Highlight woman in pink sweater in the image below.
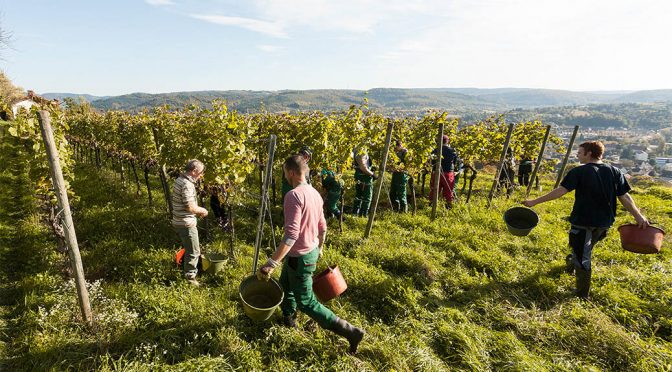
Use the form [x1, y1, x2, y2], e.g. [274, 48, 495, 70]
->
[259, 155, 365, 354]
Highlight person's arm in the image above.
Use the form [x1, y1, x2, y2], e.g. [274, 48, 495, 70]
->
[260, 193, 302, 276]
[317, 207, 327, 256]
[617, 193, 649, 228]
[186, 201, 208, 217]
[522, 186, 569, 207]
[357, 155, 375, 176]
[183, 184, 208, 217]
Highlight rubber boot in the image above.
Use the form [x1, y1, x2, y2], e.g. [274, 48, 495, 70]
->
[575, 268, 591, 298]
[329, 317, 365, 354]
[565, 254, 575, 275]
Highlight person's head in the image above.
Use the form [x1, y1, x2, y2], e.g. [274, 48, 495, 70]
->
[299, 146, 312, 162]
[283, 154, 309, 186]
[185, 159, 205, 180]
[442, 135, 449, 145]
[395, 139, 403, 148]
[577, 141, 605, 163]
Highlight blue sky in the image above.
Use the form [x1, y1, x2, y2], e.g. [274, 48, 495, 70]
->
[1, 0, 671, 95]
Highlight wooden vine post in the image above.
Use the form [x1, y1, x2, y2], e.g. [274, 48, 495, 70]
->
[525, 125, 551, 198]
[487, 123, 515, 207]
[364, 120, 394, 239]
[431, 123, 444, 220]
[37, 110, 93, 325]
[253, 134, 276, 274]
[555, 125, 579, 189]
[151, 127, 173, 215]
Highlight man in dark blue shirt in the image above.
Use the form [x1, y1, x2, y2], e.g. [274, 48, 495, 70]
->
[523, 141, 648, 298]
[430, 135, 461, 209]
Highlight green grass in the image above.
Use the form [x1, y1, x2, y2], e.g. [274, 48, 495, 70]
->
[1, 143, 671, 371]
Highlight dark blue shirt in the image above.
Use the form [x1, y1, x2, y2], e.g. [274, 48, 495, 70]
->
[431, 145, 460, 173]
[560, 163, 631, 228]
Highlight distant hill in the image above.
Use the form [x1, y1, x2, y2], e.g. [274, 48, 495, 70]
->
[42, 88, 672, 115]
[42, 93, 109, 102]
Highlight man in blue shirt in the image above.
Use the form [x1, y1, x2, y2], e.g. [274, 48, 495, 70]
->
[523, 141, 648, 298]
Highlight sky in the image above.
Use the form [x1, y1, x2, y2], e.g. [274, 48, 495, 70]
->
[0, 0, 671, 96]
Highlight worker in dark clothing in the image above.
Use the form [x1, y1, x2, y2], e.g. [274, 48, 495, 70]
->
[497, 148, 516, 197]
[518, 157, 534, 186]
[430, 135, 461, 209]
[523, 141, 648, 298]
[321, 168, 343, 218]
[389, 140, 409, 212]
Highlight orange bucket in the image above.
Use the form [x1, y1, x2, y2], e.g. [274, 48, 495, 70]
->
[313, 265, 347, 302]
[175, 247, 185, 266]
[618, 224, 665, 254]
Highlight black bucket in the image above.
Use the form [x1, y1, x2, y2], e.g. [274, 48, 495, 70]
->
[503, 207, 539, 236]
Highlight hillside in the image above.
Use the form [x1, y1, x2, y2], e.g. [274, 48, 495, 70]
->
[1, 136, 671, 370]
[42, 88, 672, 115]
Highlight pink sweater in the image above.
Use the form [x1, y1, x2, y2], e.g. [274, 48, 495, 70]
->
[283, 184, 327, 257]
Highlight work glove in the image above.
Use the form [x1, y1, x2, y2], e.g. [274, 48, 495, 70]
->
[257, 265, 273, 281]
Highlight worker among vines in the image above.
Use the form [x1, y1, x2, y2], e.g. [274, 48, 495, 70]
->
[523, 141, 649, 298]
[352, 145, 377, 217]
[259, 155, 366, 353]
[171, 159, 208, 287]
[518, 156, 534, 187]
[321, 168, 343, 218]
[389, 139, 409, 212]
[430, 135, 460, 209]
[497, 148, 516, 198]
[281, 146, 312, 201]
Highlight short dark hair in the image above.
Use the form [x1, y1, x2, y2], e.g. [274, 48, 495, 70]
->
[579, 141, 605, 159]
[284, 154, 308, 175]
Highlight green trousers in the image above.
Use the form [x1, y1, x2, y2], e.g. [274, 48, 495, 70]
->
[174, 225, 200, 278]
[326, 190, 341, 216]
[390, 172, 409, 212]
[353, 171, 373, 216]
[280, 247, 337, 329]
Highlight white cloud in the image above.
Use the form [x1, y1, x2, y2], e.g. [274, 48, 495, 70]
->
[257, 45, 284, 52]
[145, 0, 174, 6]
[190, 14, 287, 38]
[254, 0, 447, 34]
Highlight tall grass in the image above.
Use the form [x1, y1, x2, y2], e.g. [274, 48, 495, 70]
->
[1, 145, 670, 371]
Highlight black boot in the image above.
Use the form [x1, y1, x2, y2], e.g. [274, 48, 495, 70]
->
[283, 313, 297, 328]
[565, 254, 575, 275]
[329, 317, 365, 353]
[575, 268, 591, 298]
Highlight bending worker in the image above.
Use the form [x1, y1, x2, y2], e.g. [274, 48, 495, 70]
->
[523, 141, 648, 298]
[259, 155, 366, 354]
[321, 168, 343, 218]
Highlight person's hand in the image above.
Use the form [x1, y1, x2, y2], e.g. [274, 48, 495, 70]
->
[257, 264, 273, 281]
[635, 214, 649, 229]
[522, 200, 535, 208]
[198, 207, 209, 218]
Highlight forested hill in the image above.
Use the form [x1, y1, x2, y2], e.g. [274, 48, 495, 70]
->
[42, 88, 672, 116]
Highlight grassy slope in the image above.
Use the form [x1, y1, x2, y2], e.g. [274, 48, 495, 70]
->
[0, 145, 671, 371]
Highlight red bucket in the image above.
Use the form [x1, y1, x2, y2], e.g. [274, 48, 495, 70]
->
[175, 247, 185, 266]
[618, 224, 665, 254]
[313, 265, 347, 302]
